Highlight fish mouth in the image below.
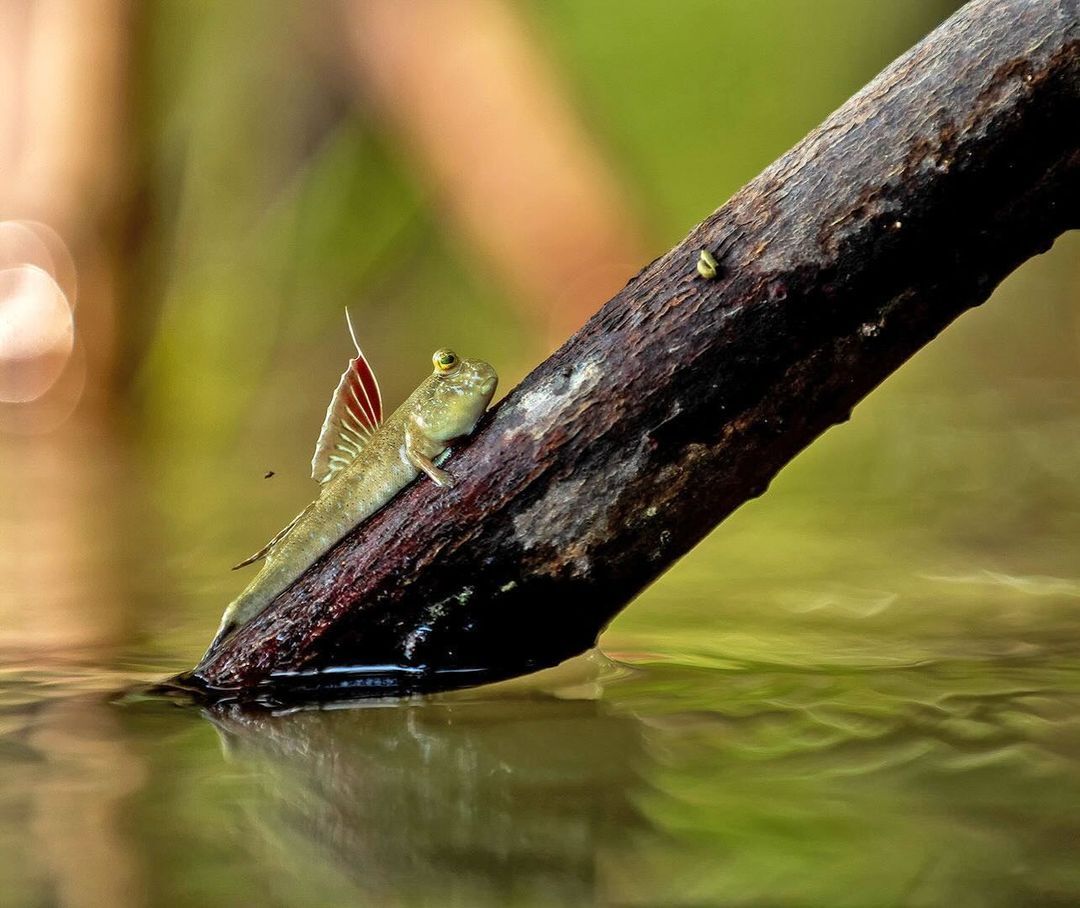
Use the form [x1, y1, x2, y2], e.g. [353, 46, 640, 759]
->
[478, 375, 498, 396]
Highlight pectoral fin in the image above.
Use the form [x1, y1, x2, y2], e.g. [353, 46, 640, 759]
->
[405, 419, 454, 487]
[232, 502, 314, 570]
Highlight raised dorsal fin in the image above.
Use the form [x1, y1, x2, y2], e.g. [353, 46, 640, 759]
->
[232, 502, 315, 570]
[310, 310, 383, 484]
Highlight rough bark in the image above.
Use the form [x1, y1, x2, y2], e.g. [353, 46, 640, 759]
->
[186, 0, 1080, 702]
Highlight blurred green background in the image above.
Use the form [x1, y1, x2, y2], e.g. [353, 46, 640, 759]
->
[1, 1, 1079, 905]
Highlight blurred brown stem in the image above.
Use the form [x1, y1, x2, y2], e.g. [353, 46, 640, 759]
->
[190, 0, 1079, 700]
[341, 0, 650, 345]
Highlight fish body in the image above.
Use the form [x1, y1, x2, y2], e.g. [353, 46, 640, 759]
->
[204, 337, 497, 658]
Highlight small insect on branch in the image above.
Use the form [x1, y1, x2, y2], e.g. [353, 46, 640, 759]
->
[695, 248, 719, 279]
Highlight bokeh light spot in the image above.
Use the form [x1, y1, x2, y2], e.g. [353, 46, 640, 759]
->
[0, 264, 75, 403]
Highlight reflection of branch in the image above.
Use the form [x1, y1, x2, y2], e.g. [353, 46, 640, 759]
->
[207, 696, 644, 904]
[191, 0, 1080, 698]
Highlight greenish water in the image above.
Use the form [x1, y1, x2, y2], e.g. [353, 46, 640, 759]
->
[3, 646, 1080, 907]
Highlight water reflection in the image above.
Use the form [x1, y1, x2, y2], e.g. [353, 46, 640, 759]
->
[0, 674, 148, 908]
[4, 654, 1080, 906]
[188, 654, 1080, 907]
[26, 694, 146, 908]
[205, 690, 648, 905]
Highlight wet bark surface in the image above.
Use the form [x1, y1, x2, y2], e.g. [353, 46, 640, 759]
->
[186, 0, 1080, 701]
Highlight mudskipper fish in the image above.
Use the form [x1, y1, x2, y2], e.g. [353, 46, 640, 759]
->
[204, 314, 498, 658]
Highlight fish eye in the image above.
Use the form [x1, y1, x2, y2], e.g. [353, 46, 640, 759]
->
[433, 349, 459, 373]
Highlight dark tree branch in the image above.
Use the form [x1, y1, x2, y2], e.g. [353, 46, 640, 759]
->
[186, 0, 1080, 701]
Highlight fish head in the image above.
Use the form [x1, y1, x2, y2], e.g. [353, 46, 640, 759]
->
[422, 349, 498, 442]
